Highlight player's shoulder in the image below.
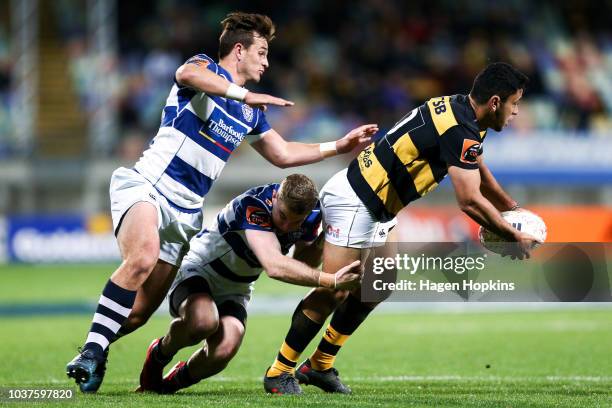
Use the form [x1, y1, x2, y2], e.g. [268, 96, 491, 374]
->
[425, 94, 482, 139]
[233, 183, 276, 225]
[178, 53, 219, 87]
[304, 201, 322, 225]
[185, 53, 216, 67]
[244, 183, 277, 205]
[448, 94, 481, 133]
[295, 200, 322, 242]
[183, 53, 234, 84]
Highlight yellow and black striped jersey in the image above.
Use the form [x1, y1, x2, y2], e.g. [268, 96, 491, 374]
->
[347, 94, 487, 222]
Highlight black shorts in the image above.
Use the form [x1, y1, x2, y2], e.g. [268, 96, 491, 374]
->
[169, 275, 248, 327]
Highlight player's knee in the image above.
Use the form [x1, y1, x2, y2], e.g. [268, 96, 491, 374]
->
[303, 288, 346, 318]
[124, 252, 158, 278]
[186, 315, 219, 342]
[332, 289, 349, 306]
[213, 343, 239, 368]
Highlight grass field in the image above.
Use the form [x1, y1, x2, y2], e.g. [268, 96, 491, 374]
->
[1, 264, 612, 407]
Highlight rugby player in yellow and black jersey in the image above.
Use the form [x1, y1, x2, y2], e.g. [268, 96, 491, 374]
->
[263, 62, 542, 395]
[348, 93, 489, 223]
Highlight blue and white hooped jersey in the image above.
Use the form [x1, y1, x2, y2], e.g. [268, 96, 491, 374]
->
[133, 53, 272, 211]
[185, 183, 322, 285]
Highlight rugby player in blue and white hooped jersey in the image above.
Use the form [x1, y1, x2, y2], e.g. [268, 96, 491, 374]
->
[136, 174, 362, 394]
[66, 12, 377, 393]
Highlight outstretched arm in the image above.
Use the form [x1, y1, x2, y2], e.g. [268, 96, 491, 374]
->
[250, 124, 379, 168]
[176, 62, 293, 107]
[477, 156, 519, 211]
[245, 229, 361, 290]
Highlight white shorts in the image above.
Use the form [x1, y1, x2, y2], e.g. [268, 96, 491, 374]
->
[168, 255, 252, 323]
[109, 167, 203, 266]
[320, 169, 397, 249]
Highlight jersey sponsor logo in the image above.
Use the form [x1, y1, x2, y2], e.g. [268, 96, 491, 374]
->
[460, 139, 481, 164]
[360, 145, 374, 168]
[326, 224, 340, 239]
[207, 117, 245, 147]
[241, 104, 254, 122]
[205, 108, 248, 148]
[246, 206, 271, 227]
[186, 56, 210, 67]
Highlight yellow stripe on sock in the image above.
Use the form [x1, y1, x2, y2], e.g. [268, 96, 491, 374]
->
[310, 349, 336, 371]
[279, 342, 300, 362]
[267, 359, 294, 377]
[324, 325, 351, 346]
[267, 341, 301, 377]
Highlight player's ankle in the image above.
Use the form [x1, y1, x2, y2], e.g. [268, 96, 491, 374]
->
[155, 337, 174, 363]
[82, 343, 106, 361]
[266, 365, 292, 378]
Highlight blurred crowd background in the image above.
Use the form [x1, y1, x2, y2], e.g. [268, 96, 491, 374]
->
[0, 0, 610, 264]
[111, 0, 611, 144]
[1, 0, 611, 158]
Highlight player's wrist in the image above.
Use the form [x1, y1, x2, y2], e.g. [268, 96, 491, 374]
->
[319, 141, 338, 159]
[225, 83, 249, 101]
[318, 271, 336, 289]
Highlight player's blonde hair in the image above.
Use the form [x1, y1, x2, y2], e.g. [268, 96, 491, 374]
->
[219, 12, 275, 59]
[277, 174, 318, 216]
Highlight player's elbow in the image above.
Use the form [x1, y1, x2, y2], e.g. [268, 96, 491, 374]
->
[262, 257, 284, 280]
[264, 265, 282, 280]
[264, 268, 279, 279]
[175, 65, 196, 87]
[268, 151, 291, 168]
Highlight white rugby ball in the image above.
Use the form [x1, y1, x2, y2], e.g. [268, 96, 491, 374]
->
[479, 210, 547, 254]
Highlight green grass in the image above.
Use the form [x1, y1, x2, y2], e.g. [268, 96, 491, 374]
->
[0, 264, 306, 303]
[1, 264, 612, 406]
[2, 311, 612, 407]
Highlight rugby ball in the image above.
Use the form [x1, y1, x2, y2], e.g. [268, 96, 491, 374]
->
[479, 210, 547, 254]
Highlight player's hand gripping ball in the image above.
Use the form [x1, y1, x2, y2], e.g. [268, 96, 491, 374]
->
[479, 210, 547, 254]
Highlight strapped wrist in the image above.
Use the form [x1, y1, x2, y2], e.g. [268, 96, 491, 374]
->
[225, 83, 249, 101]
[319, 141, 337, 159]
[318, 272, 335, 289]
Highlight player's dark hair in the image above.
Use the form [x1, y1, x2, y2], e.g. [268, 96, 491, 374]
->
[470, 62, 529, 104]
[278, 174, 318, 215]
[218, 12, 275, 59]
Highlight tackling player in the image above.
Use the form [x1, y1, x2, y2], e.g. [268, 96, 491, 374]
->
[263, 62, 543, 394]
[66, 12, 377, 393]
[136, 174, 360, 394]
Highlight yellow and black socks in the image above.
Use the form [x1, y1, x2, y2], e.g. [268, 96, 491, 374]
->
[309, 295, 374, 371]
[267, 301, 324, 377]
